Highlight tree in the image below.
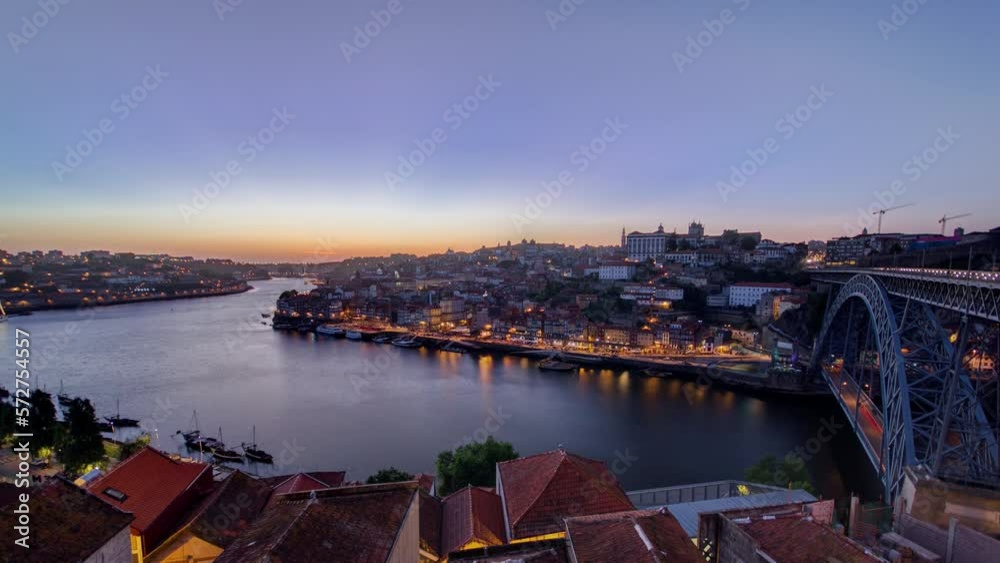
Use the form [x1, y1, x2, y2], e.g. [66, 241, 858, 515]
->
[118, 435, 151, 461]
[740, 236, 758, 251]
[60, 398, 106, 474]
[436, 437, 518, 496]
[744, 454, 815, 494]
[366, 466, 414, 484]
[677, 239, 692, 251]
[28, 390, 58, 455]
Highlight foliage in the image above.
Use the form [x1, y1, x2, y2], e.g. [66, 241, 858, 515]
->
[744, 454, 816, 494]
[60, 398, 106, 474]
[740, 236, 759, 251]
[366, 466, 414, 484]
[28, 390, 58, 455]
[119, 435, 151, 461]
[435, 437, 518, 496]
[278, 290, 299, 300]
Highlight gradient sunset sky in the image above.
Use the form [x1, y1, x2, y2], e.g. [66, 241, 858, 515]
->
[3, 0, 998, 261]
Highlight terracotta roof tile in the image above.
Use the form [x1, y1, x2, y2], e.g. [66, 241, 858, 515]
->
[442, 485, 506, 555]
[268, 471, 347, 495]
[185, 470, 272, 548]
[498, 450, 634, 539]
[566, 509, 703, 563]
[216, 482, 418, 563]
[739, 514, 881, 562]
[0, 477, 133, 563]
[419, 490, 442, 558]
[87, 447, 210, 534]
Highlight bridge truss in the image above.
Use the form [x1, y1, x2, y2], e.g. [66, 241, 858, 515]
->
[811, 271, 999, 502]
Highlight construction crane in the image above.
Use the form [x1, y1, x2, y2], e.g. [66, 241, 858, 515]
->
[872, 203, 914, 234]
[938, 213, 971, 235]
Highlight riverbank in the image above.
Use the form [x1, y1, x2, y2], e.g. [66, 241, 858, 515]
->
[2, 282, 252, 314]
[271, 317, 831, 398]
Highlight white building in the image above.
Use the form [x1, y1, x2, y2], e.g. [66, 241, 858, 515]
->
[599, 261, 636, 281]
[727, 282, 792, 308]
[655, 287, 684, 301]
[623, 225, 669, 261]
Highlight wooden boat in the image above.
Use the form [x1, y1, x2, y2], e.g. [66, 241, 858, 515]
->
[373, 334, 393, 344]
[211, 428, 243, 461]
[345, 330, 363, 341]
[241, 426, 273, 463]
[538, 358, 577, 372]
[105, 398, 140, 427]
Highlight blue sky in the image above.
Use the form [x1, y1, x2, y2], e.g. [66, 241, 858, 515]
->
[3, 0, 998, 260]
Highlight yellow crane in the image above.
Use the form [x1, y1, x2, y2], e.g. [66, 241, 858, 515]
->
[938, 213, 971, 235]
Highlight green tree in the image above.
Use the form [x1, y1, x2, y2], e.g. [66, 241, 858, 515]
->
[740, 236, 758, 251]
[744, 454, 815, 494]
[60, 398, 106, 474]
[118, 435, 151, 461]
[28, 389, 58, 455]
[435, 437, 518, 496]
[366, 466, 414, 484]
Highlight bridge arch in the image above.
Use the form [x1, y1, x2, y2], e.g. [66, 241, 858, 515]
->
[812, 274, 916, 500]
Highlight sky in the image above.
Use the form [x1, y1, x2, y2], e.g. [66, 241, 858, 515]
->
[3, 0, 998, 262]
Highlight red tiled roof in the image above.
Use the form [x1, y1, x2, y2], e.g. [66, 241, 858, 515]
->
[419, 490, 442, 558]
[414, 472, 435, 494]
[739, 514, 881, 562]
[182, 470, 272, 549]
[498, 450, 634, 539]
[0, 477, 133, 563]
[442, 485, 506, 555]
[87, 447, 210, 534]
[267, 471, 346, 495]
[566, 509, 702, 563]
[215, 482, 418, 563]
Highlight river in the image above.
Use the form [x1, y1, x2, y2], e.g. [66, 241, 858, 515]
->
[1, 279, 881, 499]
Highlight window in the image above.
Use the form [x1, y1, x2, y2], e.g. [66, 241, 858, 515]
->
[103, 487, 128, 502]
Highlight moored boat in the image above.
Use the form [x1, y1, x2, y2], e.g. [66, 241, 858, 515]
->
[241, 426, 273, 463]
[538, 358, 577, 372]
[211, 427, 243, 461]
[373, 334, 393, 344]
[345, 330, 363, 341]
[316, 324, 345, 337]
[105, 398, 140, 427]
[391, 335, 421, 348]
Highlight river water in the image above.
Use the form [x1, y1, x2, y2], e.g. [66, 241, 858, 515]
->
[2, 279, 881, 499]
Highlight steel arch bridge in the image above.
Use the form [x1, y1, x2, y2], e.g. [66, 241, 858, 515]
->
[809, 268, 1000, 502]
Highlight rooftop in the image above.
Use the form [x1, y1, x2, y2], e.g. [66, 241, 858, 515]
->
[565, 509, 703, 563]
[87, 447, 210, 534]
[738, 513, 881, 562]
[666, 488, 816, 537]
[497, 449, 634, 539]
[441, 485, 507, 555]
[215, 482, 418, 563]
[0, 477, 133, 562]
